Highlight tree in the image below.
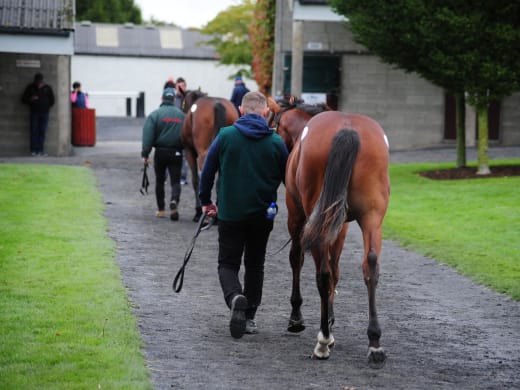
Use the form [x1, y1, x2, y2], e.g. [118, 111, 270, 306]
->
[330, 0, 520, 173]
[199, 1, 255, 79]
[249, 0, 276, 95]
[76, 0, 142, 24]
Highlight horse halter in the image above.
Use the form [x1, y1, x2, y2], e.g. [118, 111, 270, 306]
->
[270, 104, 297, 134]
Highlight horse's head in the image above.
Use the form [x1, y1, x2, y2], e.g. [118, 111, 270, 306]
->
[266, 96, 282, 127]
[180, 89, 208, 113]
[267, 96, 294, 151]
[267, 96, 330, 152]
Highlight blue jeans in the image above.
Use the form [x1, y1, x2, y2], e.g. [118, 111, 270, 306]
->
[217, 213, 274, 319]
[30, 112, 49, 154]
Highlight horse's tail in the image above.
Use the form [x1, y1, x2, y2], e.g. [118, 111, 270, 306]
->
[214, 102, 226, 134]
[302, 129, 360, 250]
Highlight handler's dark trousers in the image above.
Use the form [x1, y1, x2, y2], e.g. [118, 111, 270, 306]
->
[217, 213, 274, 320]
[153, 147, 182, 211]
[30, 112, 49, 154]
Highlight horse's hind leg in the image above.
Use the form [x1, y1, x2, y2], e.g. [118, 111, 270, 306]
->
[287, 240, 305, 332]
[330, 224, 348, 319]
[287, 197, 305, 333]
[184, 148, 201, 221]
[311, 245, 335, 359]
[326, 223, 348, 341]
[361, 219, 387, 368]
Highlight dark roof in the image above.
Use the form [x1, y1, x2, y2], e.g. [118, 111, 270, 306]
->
[74, 22, 218, 59]
[0, 0, 74, 34]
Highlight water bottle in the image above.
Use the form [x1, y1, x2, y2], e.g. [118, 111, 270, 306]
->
[266, 202, 277, 220]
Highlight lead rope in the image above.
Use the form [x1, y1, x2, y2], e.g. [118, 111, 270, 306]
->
[139, 162, 149, 195]
[266, 237, 292, 257]
[173, 212, 213, 293]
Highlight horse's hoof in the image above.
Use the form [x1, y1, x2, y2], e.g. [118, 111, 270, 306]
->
[287, 319, 305, 333]
[367, 347, 386, 369]
[312, 331, 332, 359]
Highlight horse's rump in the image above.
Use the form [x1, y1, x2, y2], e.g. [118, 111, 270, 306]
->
[301, 128, 360, 250]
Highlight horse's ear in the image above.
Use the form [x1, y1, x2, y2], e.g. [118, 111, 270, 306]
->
[267, 96, 281, 114]
[179, 86, 186, 97]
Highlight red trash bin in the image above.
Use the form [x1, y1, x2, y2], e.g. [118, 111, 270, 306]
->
[72, 108, 96, 146]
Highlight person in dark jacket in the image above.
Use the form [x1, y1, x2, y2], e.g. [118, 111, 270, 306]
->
[141, 87, 186, 221]
[199, 91, 288, 338]
[230, 76, 250, 114]
[22, 73, 55, 156]
[70, 81, 89, 108]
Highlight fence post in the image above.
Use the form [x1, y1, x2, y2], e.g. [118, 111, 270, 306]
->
[126, 97, 132, 116]
[136, 92, 145, 117]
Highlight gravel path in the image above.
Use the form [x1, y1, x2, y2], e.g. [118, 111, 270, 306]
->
[3, 117, 519, 390]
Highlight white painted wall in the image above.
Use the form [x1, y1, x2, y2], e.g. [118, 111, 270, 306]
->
[72, 55, 258, 117]
[0, 34, 74, 55]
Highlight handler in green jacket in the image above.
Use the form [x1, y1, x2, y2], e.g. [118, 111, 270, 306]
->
[199, 91, 288, 338]
[141, 87, 185, 221]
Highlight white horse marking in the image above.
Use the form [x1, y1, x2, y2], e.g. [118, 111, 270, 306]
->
[191, 103, 198, 113]
[301, 126, 309, 140]
[313, 330, 335, 359]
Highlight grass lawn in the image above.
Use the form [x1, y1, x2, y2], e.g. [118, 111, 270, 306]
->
[0, 164, 152, 390]
[384, 158, 520, 300]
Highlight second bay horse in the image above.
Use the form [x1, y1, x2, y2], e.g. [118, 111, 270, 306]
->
[267, 97, 390, 368]
[179, 89, 238, 221]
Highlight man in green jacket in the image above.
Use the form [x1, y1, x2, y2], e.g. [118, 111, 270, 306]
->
[141, 87, 185, 221]
[199, 91, 288, 338]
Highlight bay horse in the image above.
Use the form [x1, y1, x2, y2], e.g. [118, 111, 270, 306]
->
[179, 89, 238, 221]
[267, 97, 390, 368]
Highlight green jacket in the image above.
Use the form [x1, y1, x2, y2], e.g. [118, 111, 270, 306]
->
[141, 101, 185, 158]
[199, 114, 288, 221]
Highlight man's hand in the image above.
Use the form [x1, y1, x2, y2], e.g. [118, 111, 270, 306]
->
[202, 203, 218, 218]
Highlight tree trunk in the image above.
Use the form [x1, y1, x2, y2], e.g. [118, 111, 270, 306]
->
[476, 105, 491, 175]
[455, 92, 466, 167]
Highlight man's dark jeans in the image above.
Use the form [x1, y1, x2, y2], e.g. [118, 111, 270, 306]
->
[30, 112, 49, 154]
[153, 147, 182, 211]
[217, 213, 274, 319]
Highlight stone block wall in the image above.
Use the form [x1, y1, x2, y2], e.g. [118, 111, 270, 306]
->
[0, 53, 71, 157]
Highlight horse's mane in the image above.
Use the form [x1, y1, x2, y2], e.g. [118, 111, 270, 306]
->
[276, 96, 331, 116]
[186, 89, 208, 99]
[296, 103, 330, 116]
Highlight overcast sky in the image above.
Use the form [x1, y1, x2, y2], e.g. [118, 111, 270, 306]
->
[134, 0, 240, 28]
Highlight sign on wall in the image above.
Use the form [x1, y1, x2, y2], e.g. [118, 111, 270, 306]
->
[16, 60, 41, 68]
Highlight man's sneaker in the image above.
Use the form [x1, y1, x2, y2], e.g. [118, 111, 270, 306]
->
[170, 201, 179, 221]
[229, 294, 247, 339]
[245, 319, 258, 334]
